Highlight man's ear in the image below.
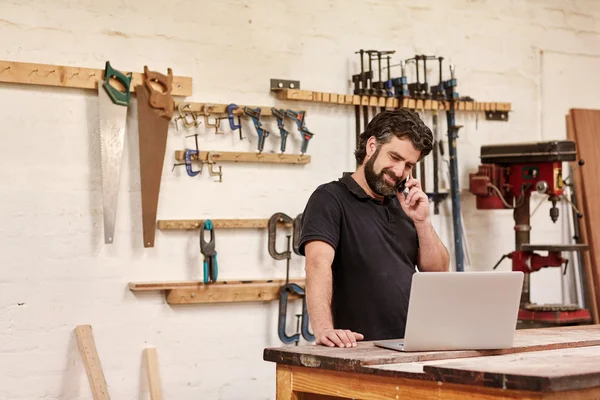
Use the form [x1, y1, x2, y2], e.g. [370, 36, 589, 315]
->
[366, 136, 377, 158]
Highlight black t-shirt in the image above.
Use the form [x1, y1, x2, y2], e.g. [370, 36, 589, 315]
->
[298, 172, 419, 341]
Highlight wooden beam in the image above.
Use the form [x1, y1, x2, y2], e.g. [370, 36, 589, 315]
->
[275, 88, 511, 113]
[174, 150, 310, 165]
[144, 348, 163, 400]
[174, 101, 303, 117]
[0, 60, 192, 96]
[129, 278, 302, 292]
[165, 281, 305, 304]
[74, 325, 110, 400]
[157, 218, 293, 230]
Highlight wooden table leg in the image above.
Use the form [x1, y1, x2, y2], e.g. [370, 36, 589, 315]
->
[277, 364, 350, 399]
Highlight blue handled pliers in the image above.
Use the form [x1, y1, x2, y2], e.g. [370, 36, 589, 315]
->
[200, 219, 218, 283]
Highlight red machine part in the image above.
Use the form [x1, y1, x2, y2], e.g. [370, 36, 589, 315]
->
[468, 161, 564, 210]
[509, 250, 566, 273]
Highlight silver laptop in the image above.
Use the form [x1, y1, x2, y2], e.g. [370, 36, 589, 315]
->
[374, 271, 524, 352]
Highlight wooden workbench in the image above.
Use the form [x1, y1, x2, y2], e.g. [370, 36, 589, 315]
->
[263, 325, 600, 399]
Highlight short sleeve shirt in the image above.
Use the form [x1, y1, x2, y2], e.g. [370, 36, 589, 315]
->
[298, 172, 419, 341]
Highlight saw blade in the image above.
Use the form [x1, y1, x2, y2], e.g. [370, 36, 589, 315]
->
[136, 66, 174, 248]
[98, 62, 132, 244]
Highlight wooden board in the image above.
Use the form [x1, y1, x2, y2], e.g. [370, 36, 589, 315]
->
[566, 113, 599, 323]
[129, 278, 305, 292]
[275, 89, 512, 113]
[0, 60, 192, 96]
[419, 345, 600, 392]
[166, 281, 304, 304]
[74, 325, 110, 400]
[174, 101, 302, 117]
[570, 109, 600, 318]
[144, 348, 163, 400]
[263, 325, 600, 373]
[157, 218, 293, 230]
[174, 150, 310, 164]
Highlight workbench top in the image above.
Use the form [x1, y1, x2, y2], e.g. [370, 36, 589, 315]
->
[264, 325, 600, 394]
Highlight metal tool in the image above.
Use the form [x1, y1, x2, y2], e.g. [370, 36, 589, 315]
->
[386, 60, 410, 101]
[203, 104, 224, 135]
[174, 102, 199, 130]
[285, 110, 314, 155]
[354, 49, 370, 131]
[200, 219, 218, 283]
[226, 103, 244, 140]
[206, 151, 222, 182]
[243, 106, 269, 153]
[136, 66, 174, 248]
[98, 61, 132, 244]
[469, 140, 591, 325]
[271, 108, 290, 153]
[292, 213, 303, 256]
[428, 110, 448, 214]
[172, 133, 202, 177]
[268, 212, 294, 260]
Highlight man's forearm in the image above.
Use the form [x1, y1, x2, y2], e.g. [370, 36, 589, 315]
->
[305, 261, 334, 333]
[415, 218, 450, 272]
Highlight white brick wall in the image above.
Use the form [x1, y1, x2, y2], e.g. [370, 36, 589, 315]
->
[1, 0, 599, 398]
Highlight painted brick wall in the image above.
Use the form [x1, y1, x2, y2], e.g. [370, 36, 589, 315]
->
[1, 0, 599, 398]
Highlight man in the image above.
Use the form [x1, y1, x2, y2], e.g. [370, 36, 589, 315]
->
[298, 108, 450, 348]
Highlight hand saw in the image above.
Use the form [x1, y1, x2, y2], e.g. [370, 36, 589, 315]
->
[136, 66, 174, 248]
[98, 61, 132, 244]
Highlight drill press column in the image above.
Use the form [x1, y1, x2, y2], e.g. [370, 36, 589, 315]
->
[514, 193, 531, 305]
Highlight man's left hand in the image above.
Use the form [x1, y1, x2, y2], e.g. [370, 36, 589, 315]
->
[397, 177, 429, 223]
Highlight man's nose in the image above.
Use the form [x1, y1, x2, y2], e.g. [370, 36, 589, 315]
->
[391, 162, 406, 179]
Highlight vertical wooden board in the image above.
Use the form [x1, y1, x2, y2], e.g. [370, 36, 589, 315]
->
[277, 365, 300, 400]
[567, 114, 599, 323]
[74, 325, 110, 400]
[466, 102, 474, 111]
[352, 95, 361, 105]
[424, 100, 432, 110]
[322, 93, 330, 102]
[144, 348, 163, 400]
[361, 96, 369, 106]
[337, 95, 346, 104]
[569, 109, 600, 321]
[369, 96, 379, 107]
[329, 93, 338, 103]
[313, 92, 323, 102]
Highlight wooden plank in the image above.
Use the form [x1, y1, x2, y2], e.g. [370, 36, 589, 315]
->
[0, 60, 191, 96]
[263, 325, 600, 373]
[165, 281, 305, 304]
[157, 218, 294, 230]
[144, 348, 163, 400]
[566, 113, 599, 323]
[421, 345, 600, 393]
[570, 109, 600, 317]
[174, 102, 305, 117]
[74, 325, 110, 400]
[276, 90, 511, 114]
[129, 278, 303, 292]
[173, 150, 310, 165]
[288, 365, 571, 400]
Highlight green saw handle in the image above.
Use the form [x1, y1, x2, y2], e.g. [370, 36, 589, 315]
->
[102, 61, 132, 106]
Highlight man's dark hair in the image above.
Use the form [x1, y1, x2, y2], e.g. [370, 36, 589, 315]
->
[354, 108, 433, 165]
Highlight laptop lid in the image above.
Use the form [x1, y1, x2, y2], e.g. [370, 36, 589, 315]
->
[400, 271, 523, 352]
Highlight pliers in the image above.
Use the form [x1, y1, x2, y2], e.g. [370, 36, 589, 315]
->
[200, 219, 218, 283]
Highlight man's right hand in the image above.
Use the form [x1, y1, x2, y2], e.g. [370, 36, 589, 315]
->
[315, 328, 364, 348]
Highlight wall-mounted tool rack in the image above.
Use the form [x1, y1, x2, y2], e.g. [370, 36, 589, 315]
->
[174, 150, 310, 165]
[274, 88, 511, 117]
[0, 60, 192, 96]
[158, 218, 292, 230]
[174, 101, 300, 116]
[128, 279, 305, 304]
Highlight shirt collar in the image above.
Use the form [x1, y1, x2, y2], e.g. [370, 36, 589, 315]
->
[339, 172, 393, 204]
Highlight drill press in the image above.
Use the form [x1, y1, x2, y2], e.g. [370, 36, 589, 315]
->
[468, 140, 590, 326]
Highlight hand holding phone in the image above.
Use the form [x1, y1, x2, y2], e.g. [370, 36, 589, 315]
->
[396, 177, 408, 195]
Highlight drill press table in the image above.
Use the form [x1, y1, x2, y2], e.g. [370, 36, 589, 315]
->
[264, 325, 600, 399]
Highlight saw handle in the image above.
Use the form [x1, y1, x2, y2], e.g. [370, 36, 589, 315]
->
[102, 61, 132, 106]
[143, 66, 174, 120]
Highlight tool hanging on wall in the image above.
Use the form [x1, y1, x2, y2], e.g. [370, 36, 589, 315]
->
[268, 213, 314, 344]
[369, 50, 396, 113]
[200, 219, 218, 283]
[227, 103, 244, 140]
[243, 106, 269, 153]
[354, 49, 370, 131]
[97, 61, 132, 244]
[172, 133, 203, 177]
[173, 102, 200, 131]
[203, 104, 224, 135]
[444, 64, 464, 271]
[206, 151, 223, 182]
[292, 213, 303, 256]
[271, 108, 290, 153]
[286, 110, 314, 155]
[428, 110, 449, 214]
[136, 66, 174, 248]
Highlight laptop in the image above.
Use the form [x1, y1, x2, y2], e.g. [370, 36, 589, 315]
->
[374, 271, 524, 352]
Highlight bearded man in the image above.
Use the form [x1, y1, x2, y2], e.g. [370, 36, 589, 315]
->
[297, 108, 450, 347]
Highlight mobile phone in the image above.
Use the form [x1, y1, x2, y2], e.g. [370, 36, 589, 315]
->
[396, 177, 408, 195]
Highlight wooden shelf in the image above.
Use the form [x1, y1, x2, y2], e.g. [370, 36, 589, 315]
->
[275, 89, 511, 113]
[174, 101, 302, 117]
[157, 219, 293, 230]
[129, 279, 305, 304]
[0, 60, 192, 96]
[174, 150, 310, 165]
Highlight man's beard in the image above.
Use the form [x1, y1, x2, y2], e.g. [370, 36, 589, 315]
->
[364, 147, 401, 197]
